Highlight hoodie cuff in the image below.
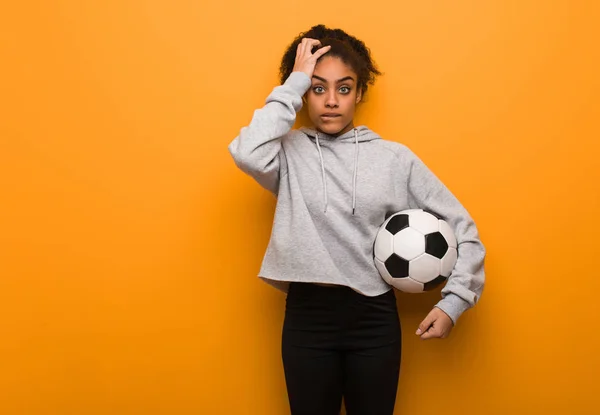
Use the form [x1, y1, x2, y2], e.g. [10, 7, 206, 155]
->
[434, 293, 471, 326]
[284, 71, 312, 97]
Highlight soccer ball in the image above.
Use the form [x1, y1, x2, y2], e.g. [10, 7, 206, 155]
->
[373, 209, 458, 293]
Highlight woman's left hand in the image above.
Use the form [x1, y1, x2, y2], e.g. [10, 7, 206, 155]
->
[416, 307, 454, 340]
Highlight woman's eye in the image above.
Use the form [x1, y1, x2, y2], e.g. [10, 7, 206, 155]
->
[313, 86, 325, 93]
[339, 86, 351, 94]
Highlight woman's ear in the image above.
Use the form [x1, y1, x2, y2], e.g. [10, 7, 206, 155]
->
[356, 90, 362, 104]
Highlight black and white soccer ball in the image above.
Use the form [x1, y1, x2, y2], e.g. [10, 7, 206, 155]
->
[373, 209, 458, 293]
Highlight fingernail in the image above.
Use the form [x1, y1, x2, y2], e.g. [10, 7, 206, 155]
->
[415, 329, 422, 335]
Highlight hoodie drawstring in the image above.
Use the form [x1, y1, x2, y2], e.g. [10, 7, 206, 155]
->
[352, 128, 358, 215]
[315, 128, 359, 215]
[315, 132, 328, 213]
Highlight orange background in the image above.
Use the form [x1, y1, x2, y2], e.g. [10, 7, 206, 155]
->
[1, 1, 599, 414]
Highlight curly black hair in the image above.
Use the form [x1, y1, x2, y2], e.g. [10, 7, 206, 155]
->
[279, 24, 382, 97]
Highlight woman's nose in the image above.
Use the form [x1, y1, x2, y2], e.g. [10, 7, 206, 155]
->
[325, 92, 338, 108]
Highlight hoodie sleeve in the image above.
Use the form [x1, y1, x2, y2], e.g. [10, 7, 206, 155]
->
[228, 72, 312, 194]
[404, 148, 486, 325]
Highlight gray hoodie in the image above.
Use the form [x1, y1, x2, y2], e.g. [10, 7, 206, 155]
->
[228, 71, 486, 324]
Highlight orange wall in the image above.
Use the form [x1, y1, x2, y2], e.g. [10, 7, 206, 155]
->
[1, 1, 599, 414]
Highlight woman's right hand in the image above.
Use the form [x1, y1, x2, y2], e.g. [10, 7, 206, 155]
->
[292, 38, 331, 79]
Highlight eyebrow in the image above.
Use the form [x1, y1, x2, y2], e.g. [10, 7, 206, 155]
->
[312, 75, 355, 83]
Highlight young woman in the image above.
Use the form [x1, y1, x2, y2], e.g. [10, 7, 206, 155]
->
[228, 24, 486, 415]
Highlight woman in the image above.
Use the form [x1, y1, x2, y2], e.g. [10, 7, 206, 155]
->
[228, 24, 486, 415]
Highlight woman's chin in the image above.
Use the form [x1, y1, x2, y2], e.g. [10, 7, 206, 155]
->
[314, 121, 345, 136]
[318, 127, 341, 136]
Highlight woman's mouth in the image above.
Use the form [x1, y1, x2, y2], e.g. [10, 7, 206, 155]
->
[320, 113, 341, 120]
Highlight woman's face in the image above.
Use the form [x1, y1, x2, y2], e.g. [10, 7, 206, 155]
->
[305, 56, 362, 137]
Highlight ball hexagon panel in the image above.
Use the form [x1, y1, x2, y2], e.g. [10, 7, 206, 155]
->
[426, 210, 443, 219]
[392, 277, 424, 293]
[440, 246, 458, 277]
[439, 220, 457, 248]
[408, 210, 439, 234]
[409, 253, 441, 283]
[393, 227, 425, 261]
[374, 257, 393, 285]
[374, 229, 394, 261]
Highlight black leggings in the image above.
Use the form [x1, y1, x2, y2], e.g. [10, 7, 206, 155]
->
[282, 282, 401, 415]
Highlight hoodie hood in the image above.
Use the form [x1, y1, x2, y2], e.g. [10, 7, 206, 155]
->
[299, 125, 382, 215]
